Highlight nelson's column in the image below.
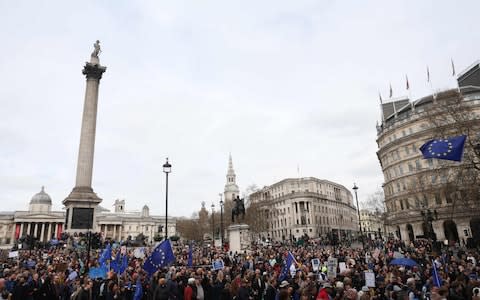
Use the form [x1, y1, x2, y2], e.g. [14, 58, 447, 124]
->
[63, 41, 106, 233]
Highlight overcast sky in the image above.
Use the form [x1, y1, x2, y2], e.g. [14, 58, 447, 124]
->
[1, 1, 479, 217]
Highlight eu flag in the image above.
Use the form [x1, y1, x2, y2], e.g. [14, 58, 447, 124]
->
[98, 244, 111, 268]
[110, 248, 128, 275]
[420, 135, 466, 162]
[432, 259, 442, 287]
[279, 251, 296, 281]
[143, 239, 176, 276]
[133, 278, 143, 300]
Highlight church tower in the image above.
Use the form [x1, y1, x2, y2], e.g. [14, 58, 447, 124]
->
[224, 154, 240, 203]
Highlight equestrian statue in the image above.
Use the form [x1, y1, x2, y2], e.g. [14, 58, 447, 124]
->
[231, 195, 245, 223]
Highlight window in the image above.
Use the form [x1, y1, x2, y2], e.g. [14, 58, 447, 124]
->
[427, 159, 434, 167]
[402, 130, 406, 137]
[415, 160, 421, 170]
[408, 163, 414, 172]
[435, 193, 442, 205]
[405, 146, 410, 155]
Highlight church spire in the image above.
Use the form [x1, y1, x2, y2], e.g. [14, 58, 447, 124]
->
[228, 153, 235, 175]
[224, 153, 239, 202]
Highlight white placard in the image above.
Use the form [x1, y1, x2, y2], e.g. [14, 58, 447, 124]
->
[365, 271, 375, 287]
[327, 258, 337, 278]
[311, 258, 320, 272]
[8, 251, 18, 258]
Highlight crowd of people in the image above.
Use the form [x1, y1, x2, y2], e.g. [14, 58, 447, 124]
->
[0, 235, 478, 300]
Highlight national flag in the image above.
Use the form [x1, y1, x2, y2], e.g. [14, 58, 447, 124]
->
[143, 239, 176, 276]
[133, 278, 143, 300]
[279, 251, 296, 281]
[406, 75, 410, 90]
[451, 59, 456, 76]
[419, 135, 466, 162]
[427, 66, 430, 82]
[188, 242, 193, 268]
[432, 259, 442, 287]
[379, 92, 383, 104]
[111, 250, 128, 275]
[98, 244, 111, 268]
[389, 83, 393, 98]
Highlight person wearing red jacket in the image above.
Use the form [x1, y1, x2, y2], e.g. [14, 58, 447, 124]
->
[316, 283, 333, 300]
[183, 278, 196, 300]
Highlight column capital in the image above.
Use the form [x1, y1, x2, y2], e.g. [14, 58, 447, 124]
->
[82, 62, 106, 80]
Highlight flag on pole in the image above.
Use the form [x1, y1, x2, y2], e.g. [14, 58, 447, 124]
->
[133, 278, 143, 300]
[419, 135, 466, 162]
[143, 239, 176, 276]
[432, 259, 442, 287]
[406, 75, 410, 90]
[188, 242, 193, 268]
[379, 92, 383, 104]
[427, 66, 430, 82]
[389, 83, 393, 98]
[98, 244, 111, 268]
[279, 251, 297, 281]
[451, 59, 456, 76]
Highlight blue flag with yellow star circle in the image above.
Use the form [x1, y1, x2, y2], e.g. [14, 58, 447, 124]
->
[420, 135, 466, 162]
[143, 239, 176, 276]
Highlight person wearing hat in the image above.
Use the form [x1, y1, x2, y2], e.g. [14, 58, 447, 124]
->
[316, 282, 333, 300]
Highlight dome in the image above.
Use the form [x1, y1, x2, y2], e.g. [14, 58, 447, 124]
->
[30, 186, 52, 205]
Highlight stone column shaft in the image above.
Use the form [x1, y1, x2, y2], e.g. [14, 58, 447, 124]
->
[27, 223, 31, 236]
[47, 223, 52, 240]
[53, 223, 58, 239]
[113, 225, 117, 241]
[19, 223, 24, 237]
[34, 223, 38, 238]
[40, 223, 45, 242]
[75, 75, 101, 188]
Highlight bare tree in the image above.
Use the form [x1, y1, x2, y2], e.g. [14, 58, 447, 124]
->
[362, 187, 386, 213]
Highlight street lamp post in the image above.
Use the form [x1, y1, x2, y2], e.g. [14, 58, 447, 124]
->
[352, 183, 364, 248]
[219, 193, 224, 246]
[163, 158, 172, 240]
[211, 203, 215, 245]
[421, 208, 438, 241]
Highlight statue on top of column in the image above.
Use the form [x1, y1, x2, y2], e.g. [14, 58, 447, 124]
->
[91, 40, 101, 58]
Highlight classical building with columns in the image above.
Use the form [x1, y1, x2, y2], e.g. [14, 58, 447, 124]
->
[249, 177, 359, 241]
[376, 61, 480, 245]
[0, 188, 176, 248]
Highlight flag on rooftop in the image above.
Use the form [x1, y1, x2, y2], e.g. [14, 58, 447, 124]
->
[427, 66, 430, 82]
[406, 75, 410, 90]
[389, 83, 393, 98]
[451, 58, 456, 76]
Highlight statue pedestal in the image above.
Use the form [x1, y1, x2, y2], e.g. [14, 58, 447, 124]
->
[228, 224, 249, 254]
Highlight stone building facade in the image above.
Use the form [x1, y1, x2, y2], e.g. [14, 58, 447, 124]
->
[249, 177, 359, 241]
[0, 187, 176, 248]
[376, 61, 480, 244]
[359, 209, 385, 240]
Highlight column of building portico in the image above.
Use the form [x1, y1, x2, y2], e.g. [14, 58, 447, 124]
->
[53, 223, 58, 239]
[103, 224, 107, 239]
[39, 223, 45, 242]
[27, 223, 31, 236]
[47, 223, 52, 240]
[113, 225, 117, 241]
[33, 223, 38, 238]
[19, 223, 24, 237]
